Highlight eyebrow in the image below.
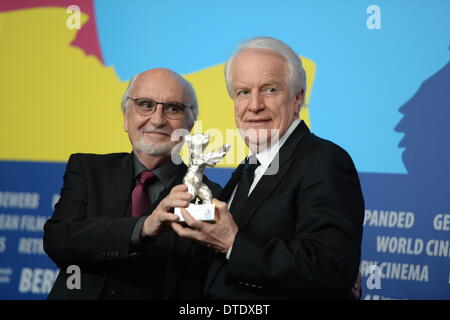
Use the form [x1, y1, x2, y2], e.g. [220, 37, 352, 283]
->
[233, 81, 282, 92]
[261, 82, 281, 87]
[135, 97, 186, 103]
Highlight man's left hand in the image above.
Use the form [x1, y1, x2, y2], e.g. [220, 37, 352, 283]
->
[172, 199, 238, 253]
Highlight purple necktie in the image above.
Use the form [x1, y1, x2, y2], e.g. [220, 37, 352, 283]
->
[131, 171, 155, 217]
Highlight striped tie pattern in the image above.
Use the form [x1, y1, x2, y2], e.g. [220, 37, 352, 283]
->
[131, 170, 155, 217]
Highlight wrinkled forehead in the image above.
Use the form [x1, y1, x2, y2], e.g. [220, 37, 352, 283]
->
[231, 49, 289, 85]
[131, 71, 188, 102]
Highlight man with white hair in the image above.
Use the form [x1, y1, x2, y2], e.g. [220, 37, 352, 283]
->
[44, 68, 221, 299]
[173, 37, 365, 299]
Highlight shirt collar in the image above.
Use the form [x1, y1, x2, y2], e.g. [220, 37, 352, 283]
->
[132, 153, 179, 189]
[250, 119, 301, 169]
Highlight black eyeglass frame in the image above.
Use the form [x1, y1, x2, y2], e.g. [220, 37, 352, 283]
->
[127, 97, 191, 119]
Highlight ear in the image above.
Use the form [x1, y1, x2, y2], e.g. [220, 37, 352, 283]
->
[294, 90, 305, 115]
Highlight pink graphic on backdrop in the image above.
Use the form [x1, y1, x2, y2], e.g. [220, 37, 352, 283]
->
[0, 0, 104, 63]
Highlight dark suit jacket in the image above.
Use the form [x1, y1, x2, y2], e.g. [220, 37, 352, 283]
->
[206, 121, 364, 299]
[43, 152, 221, 300]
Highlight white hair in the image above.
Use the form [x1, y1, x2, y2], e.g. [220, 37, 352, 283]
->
[225, 36, 306, 105]
[121, 72, 199, 126]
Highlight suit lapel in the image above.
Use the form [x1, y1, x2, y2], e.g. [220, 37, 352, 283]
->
[155, 164, 193, 299]
[204, 155, 297, 294]
[107, 153, 134, 218]
[233, 121, 310, 229]
[204, 165, 247, 295]
[233, 155, 294, 228]
[218, 163, 245, 202]
[205, 121, 311, 294]
[106, 155, 191, 299]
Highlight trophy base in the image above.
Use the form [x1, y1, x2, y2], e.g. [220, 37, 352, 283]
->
[174, 204, 215, 222]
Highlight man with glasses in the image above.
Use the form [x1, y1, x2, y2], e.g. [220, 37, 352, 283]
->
[43, 68, 221, 299]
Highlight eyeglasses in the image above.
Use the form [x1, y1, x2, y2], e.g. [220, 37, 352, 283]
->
[127, 97, 189, 120]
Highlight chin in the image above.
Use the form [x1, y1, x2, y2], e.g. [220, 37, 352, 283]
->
[244, 135, 272, 152]
[135, 140, 173, 156]
[244, 127, 276, 141]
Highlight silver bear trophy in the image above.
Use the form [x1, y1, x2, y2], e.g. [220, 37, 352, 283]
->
[183, 133, 230, 204]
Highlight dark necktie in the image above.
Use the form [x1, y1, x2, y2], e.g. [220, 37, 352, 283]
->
[131, 170, 155, 217]
[229, 155, 260, 215]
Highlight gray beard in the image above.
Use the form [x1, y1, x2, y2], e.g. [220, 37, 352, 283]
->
[135, 138, 173, 156]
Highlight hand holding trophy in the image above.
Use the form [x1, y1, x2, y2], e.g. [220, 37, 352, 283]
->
[174, 133, 230, 222]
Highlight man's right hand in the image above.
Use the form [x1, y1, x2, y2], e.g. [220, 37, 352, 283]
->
[140, 184, 192, 239]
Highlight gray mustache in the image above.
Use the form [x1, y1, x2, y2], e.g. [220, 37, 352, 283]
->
[142, 129, 171, 136]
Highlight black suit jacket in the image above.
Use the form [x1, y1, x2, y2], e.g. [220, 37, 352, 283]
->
[206, 121, 364, 299]
[43, 152, 221, 299]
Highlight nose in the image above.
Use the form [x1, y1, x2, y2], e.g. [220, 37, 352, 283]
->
[247, 91, 265, 113]
[149, 103, 167, 127]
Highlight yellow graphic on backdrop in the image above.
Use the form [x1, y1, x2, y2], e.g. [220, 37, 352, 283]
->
[0, 8, 128, 161]
[0, 8, 315, 168]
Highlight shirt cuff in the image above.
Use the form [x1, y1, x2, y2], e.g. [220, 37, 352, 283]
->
[130, 216, 154, 251]
[226, 245, 233, 260]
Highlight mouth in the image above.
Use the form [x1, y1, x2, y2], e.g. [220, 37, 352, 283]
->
[244, 119, 272, 126]
[142, 131, 170, 138]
